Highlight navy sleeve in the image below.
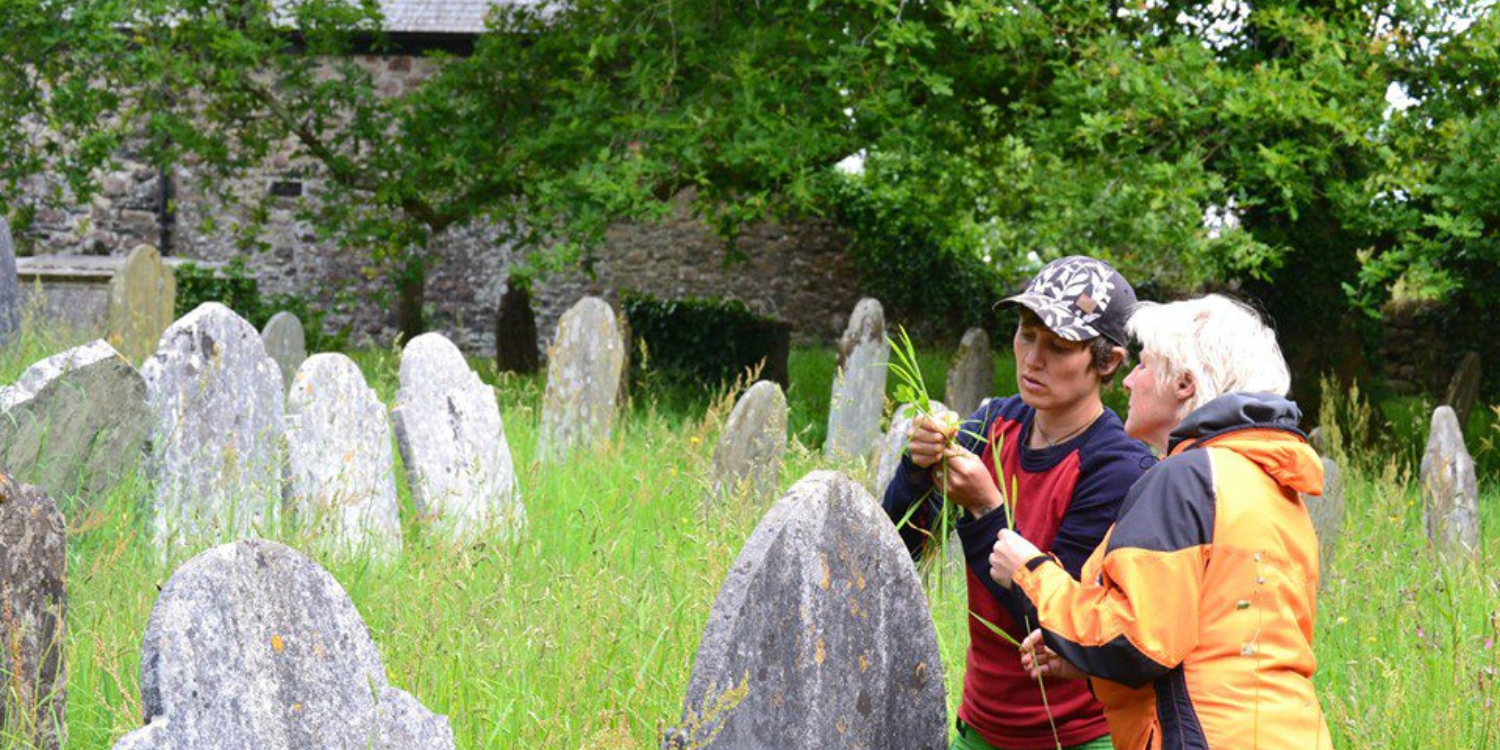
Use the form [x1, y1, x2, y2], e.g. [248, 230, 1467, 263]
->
[1052, 442, 1157, 574]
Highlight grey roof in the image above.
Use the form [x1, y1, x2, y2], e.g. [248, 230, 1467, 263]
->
[377, 0, 532, 34]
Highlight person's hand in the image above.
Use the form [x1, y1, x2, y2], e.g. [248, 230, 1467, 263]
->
[906, 411, 959, 469]
[1020, 629, 1085, 681]
[989, 529, 1042, 589]
[930, 445, 1003, 516]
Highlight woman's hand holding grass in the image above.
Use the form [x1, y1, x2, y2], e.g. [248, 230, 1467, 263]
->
[930, 446, 1005, 518]
[1020, 629, 1085, 681]
[989, 528, 1042, 590]
[905, 412, 958, 468]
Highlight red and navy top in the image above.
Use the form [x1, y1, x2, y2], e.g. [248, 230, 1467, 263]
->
[883, 395, 1156, 750]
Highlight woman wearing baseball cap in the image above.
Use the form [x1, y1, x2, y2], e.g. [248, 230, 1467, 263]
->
[883, 255, 1157, 750]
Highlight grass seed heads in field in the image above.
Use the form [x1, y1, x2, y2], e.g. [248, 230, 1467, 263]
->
[0, 472, 67, 750]
[106, 245, 176, 364]
[708, 380, 788, 514]
[539, 296, 626, 462]
[1302, 456, 1345, 587]
[112, 540, 453, 750]
[825, 298, 889, 463]
[1421, 405, 1482, 561]
[140, 302, 285, 550]
[285, 352, 403, 560]
[674, 471, 946, 749]
[392, 332, 523, 545]
[0, 215, 19, 346]
[260, 311, 307, 394]
[0, 340, 150, 504]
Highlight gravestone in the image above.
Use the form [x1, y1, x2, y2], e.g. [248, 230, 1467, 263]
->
[495, 277, 539, 375]
[0, 340, 152, 502]
[825, 299, 889, 463]
[1444, 351, 1482, 429]
[1420, 406, 1480, 562]
[261, 311, 308, 393]
[0, 216, 18, 346]
[944, 328, 991, 418]
[667, 471, 946, 749]
[708, 381, 788, 512]
[107, 245, 177, 363]
[539, 297, 625, 461]
[872, 401, 947, 500]
[391, 333, 523, 543]
[1300, 457, 1343, 586]
[0, 473, 67, 750]
[111, 540, 454, 750]
[285, 354, 402, 559]
[140, 303, 285, 548]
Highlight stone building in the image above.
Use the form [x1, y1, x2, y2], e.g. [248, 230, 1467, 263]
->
[14, 0, 862, 356]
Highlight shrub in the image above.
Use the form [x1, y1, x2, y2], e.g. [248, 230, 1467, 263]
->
[173, 258, 349, 352]
[620, 292, 790, 394]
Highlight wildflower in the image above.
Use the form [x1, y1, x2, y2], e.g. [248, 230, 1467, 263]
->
[1486, 638, 1495, 651]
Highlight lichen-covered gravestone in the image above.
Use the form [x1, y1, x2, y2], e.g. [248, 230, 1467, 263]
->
[1420, 406, 1480, 562]
[391, 333, 523, 543]
[111, 540, 454, 750]
[539, 297, 625, 461]
[141, 303, 285, 549]
[0, 472, 67, 750]
[285, 354, 402, 559]
[0, 340, 151, 503]
[1301, 456, 1343, 587]
[0, 216, 19, 346]
[107, 244, 176, 363]
[260, 311, 307, 393]
[1444, 351, 1482, 428]
[825, 298, 889, 463]
[666, 471, 947, 749]
[871, 401, 947, 500]
[709, 381, 788, 512]
[944, 328, 992, 418]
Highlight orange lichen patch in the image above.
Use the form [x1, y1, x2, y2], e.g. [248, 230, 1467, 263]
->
[815, 637, 826, 666]
[859, 652, 871, 673]
[819, 554, 831, 591]
[271, 634, 285, 654]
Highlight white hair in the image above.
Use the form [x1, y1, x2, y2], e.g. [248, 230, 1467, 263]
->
[1126, 294, 1291, 415]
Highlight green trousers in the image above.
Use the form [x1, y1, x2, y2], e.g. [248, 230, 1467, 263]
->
[951, 719, 1114, 750]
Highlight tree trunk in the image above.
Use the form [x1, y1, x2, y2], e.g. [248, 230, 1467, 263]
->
[396, 259, 425, 344]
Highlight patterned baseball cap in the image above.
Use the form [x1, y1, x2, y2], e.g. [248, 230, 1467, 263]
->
[1002, 256, 1137, 346]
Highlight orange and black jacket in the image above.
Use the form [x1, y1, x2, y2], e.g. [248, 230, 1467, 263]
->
[1010, 392, 1333, 750]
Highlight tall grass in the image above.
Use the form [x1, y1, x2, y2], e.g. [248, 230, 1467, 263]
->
[4, 323, 1498, 747]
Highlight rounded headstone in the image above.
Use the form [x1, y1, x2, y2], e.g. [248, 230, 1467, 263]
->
[1420, 406, 1480, 562]
[111, 540, 454, 750]
[140, 302, 285, 549]
[539, 297, 625, 462]
[944, 328, 992, 418]
[285, 354, 402, 559]
[107, 245, 177, 363]
[261, 311, 308, 393]
[391, 333, 523, 543]
[709, 381, 788, 512]
[0, 216, 18, 346]
[672, 471, 946, 749]
[872, 401, 946, 500]
[0, 472, 67, 750]
[1301, 456, 1343, 587]
[825, 299, 889, 463]
[0, 340, 151, 503]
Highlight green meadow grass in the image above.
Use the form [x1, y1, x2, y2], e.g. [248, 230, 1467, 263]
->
[3, 325, 1499, 747]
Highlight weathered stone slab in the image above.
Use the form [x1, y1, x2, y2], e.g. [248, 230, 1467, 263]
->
[709, 381, 788, 512]
[944, 328, 991, 418]
[872, 401, 947, 500]
[391, 333, 523, 542]
[0, 216, 18, 346]
[668, 471, 946, 749]
[111, 540, 454, 750]
[539, 297, 625, 461]
[1301, 457, 1343, 586]
[1444, 351, 1482, 428]
[140, 302, 285, 548]
[260, 311, 307, 393]
[825, 298, 889, 463]
[1420, 406, 1480, 562]
[0, 473, 67, 750]
[107, 245, 177, 363]
[0, 340, 151, 502]
[285, 354, 402, 559]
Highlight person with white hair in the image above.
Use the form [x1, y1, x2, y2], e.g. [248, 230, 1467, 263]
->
[988, 294, 1332, 750]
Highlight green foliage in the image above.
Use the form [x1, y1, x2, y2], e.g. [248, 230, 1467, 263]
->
[174, 259, 349, 352]
[620, 292, 789, 395]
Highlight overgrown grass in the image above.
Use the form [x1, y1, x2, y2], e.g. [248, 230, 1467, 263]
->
[4, 324, 1499, 747]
